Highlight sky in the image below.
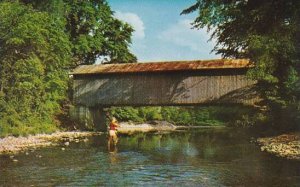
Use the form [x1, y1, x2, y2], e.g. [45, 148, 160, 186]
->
[107, 0, 220, 62]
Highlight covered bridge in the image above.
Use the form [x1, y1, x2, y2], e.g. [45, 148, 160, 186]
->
[70, 59, 258, 129]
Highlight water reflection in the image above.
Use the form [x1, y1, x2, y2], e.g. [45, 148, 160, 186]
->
[107, 138, 118, 153]
[0, 128, 299, 186]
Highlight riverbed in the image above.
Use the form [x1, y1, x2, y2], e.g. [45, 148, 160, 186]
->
[0, 128, 299, 186]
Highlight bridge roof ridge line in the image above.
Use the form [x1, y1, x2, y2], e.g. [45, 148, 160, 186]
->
[70, 58, 253, 75]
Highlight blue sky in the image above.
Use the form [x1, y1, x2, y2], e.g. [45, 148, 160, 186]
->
[107, 0, 220, 62]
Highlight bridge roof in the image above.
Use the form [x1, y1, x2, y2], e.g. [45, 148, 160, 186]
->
[71, 59, 252, 75]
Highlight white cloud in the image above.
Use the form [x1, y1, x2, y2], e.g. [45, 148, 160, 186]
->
[115, 11, 145, 39]
[159, 19, 217, 53]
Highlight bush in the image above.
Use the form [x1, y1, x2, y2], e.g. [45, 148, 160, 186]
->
[110, 107, 143, 122]
[108, 105, 257, 127]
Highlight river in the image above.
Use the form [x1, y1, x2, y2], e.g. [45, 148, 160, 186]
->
[0, 128, 299, 186]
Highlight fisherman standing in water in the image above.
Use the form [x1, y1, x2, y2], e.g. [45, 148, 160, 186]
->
[108, 117, 119, 146]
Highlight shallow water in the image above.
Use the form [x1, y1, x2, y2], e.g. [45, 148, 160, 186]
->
[0, 128, 299, 186]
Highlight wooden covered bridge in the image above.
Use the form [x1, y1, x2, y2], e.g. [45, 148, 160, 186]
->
[70, 59, 258, 130]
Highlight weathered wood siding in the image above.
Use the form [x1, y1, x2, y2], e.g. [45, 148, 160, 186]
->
[73, 68, 258, 107]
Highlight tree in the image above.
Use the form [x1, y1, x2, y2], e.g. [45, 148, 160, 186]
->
[0, 2, 71, 136]
[0, 0, 138, 136]
[66, 0, 137, 64]
[182, 0, 300, 127]
[21, 0, 137, 65]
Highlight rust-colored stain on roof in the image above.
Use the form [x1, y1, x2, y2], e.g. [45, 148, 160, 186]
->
[71, 59, 252, 75]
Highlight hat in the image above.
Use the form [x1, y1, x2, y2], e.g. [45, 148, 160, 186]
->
[112, 117, 117, 122]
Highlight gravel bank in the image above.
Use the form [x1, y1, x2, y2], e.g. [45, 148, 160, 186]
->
[117, 121, 176, 133]
[0, 121, 219, 154]
[0, 121, 175, 154]
[257, 132, 300, 160]
[0, 131, 102, 155]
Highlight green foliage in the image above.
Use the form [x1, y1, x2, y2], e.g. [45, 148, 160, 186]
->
[0, 1, 136, 136]
[110, 107, 143, 122]
[138, 107, 163, 121]
[64, 0, 137, 64]
[21, 0, 137, 65]
[0, 2, 71, 137]
[109, 106, 256, 126]
[183, 0, 300, 130]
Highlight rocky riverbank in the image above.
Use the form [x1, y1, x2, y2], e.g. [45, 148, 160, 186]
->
[0, 121, 177, 154]
[0, 121, 220, 155]
[118, 121, 176, 133]
[0, 131, 101, 155]
[257, 132, 300, 160]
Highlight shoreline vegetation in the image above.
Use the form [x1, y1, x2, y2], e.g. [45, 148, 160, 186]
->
[108, 106, 256, 128]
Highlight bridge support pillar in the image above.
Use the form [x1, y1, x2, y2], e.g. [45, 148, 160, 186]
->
[69, 106, 108, 131]
[90, 107, 107, 131]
